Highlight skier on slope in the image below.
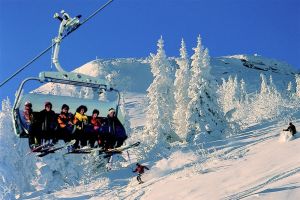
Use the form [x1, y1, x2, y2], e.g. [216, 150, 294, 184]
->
[133, 163, 149, 184]
[283, 122, 297, 136]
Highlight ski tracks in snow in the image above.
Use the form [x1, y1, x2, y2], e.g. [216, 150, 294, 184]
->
[224, 167, 300, 200]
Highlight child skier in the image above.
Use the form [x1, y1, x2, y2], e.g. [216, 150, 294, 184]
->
[133, 163, 149, 184]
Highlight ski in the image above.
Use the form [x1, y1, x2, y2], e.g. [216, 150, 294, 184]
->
[26, 142, 55, 155]
[64, 141, 140, 157]
[64, 149, 92, 155]
[93, 141, 141, 154]
[105, 141, 140, 154]
[36, 140, 76, 157]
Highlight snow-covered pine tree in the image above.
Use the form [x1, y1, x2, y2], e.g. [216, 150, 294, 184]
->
[173, 38, 190, 139]
[218, 75, 241, 114]
[269, 75, 278, 95]
[252, 73, 284, 122]
[186, 35, 226, 144]
[144, 36, 179, 147]
[295, 74, 300, 98]
[260, 73, 268, 94]
[239, 78, 248, 103]
[286, 81, 294, 97]
[0, 98, 36, 199]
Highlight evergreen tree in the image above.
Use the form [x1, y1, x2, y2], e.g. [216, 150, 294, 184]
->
[240, 78, 247, 102]
[144, 36, 179, 147]
[296, 74, 300, 98]
[260, 74, 268, 94]
[186, 35, 226, 143]
[269, 75, 278, 94]
[287, 81, 293, 97]
[173, 39, 190, 139]
[253, 73, 284, 122]
[218, 75, 240, 114]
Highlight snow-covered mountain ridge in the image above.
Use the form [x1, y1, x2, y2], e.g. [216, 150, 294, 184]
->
[34, 54, 298, 96]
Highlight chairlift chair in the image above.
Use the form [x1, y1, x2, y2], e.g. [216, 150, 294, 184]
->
[11, 10, 126, 147]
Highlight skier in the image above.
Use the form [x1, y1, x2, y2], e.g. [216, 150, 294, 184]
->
[283, 122, 297, 136]
[40, 102, 57, 144]
[57, 104, 74, 142]
[106, 108, 127, 148]
[133, 163, 149, 184]
[73, 105, 88, 148]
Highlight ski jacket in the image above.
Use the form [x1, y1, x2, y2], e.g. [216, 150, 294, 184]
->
[107, 116, 126, 138]
[133, 165, 149, 174]
[284, 124, 297, 135]
[73, 112, 88, 130]
[40, 109, 57, 131]
[90, 117, 102, 131]
[58, 112, 73, 128]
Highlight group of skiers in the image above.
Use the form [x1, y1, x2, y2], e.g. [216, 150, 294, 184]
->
[22, 101, 127, 150]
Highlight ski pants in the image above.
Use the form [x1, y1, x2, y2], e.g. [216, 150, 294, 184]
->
[137, 174, 142, 183]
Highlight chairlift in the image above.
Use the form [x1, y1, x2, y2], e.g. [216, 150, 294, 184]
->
[11, 8, 127, 150]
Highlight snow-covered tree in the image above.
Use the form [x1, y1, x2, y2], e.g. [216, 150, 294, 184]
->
[260, 73, 268, 94]
[240, 78, 248, 103]
[218, 75, 240, 114]
[173, 39, 190, 139]
[296, 74, 300, 98]
[0, 98, 37, 199]
[269, 75, 279, 95]
[186, 35, 226, 143]
[144, 36, 179, 147]
[251, 73, 284, 122]
[286, 81, 294, 97]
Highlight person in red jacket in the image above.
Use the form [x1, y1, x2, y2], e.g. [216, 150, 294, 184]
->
[89, 109, 102, 148]
[133, 163, 149, 184]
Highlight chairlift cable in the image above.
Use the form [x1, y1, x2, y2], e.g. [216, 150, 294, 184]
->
[0, 0, 114, 88]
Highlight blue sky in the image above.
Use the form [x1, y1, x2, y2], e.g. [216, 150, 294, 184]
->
[0, 0, 299, 102]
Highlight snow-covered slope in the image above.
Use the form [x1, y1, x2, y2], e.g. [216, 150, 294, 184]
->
[19, 103, 300, 200]
[1, 54, 299, 199]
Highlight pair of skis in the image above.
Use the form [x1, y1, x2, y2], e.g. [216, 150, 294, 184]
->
[64, 141, 141, 156]
[28, 141, 140, 158]
[27, 140, 76, 157]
